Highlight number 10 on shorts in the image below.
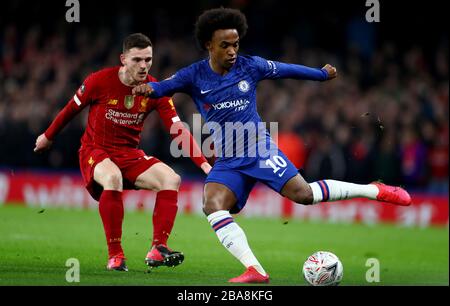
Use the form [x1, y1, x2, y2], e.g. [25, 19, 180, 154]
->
[264, 155, 288, 177]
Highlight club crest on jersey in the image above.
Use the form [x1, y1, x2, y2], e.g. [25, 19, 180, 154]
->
[124, 95, 135, 109]
[238, 80, 250, 93]
[139, 98, 149, 112]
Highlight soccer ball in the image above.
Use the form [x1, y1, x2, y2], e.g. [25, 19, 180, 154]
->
[302, 251, 343, 286]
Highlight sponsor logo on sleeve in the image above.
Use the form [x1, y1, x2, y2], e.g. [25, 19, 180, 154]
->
[267, 60, 277, 74]
[77, 84, 86, 96]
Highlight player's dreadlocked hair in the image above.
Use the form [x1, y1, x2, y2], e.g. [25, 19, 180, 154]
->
[123, 33, 152, 53]
[195, 7, 248, 50]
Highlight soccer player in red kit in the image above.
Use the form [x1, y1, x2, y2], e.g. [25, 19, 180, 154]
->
[34, 33, 211, 271]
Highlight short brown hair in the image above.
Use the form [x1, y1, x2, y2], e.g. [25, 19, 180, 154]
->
[122, 33, 152, 53]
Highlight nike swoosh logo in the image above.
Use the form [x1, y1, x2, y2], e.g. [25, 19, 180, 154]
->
[200, 89, 213, 94]
[278, 169, 287, 177]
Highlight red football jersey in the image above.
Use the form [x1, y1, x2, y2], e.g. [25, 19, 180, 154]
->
[75, 66, 179, 150]
[44, 66, 207, 168]
[46, 66, 179, 150]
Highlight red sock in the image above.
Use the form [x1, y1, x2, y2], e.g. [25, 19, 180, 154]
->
[99, 190, 124, 258]
[152, 190, 178, 247]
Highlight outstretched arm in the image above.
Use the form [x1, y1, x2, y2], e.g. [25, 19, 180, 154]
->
[133, 67, 191, 98]
[254, 56, 337, 81]
[169, 121, 212, 175]
[34, 98, 85, 153]
[156, 97, 211, 175]
[34, 75, 94, 153]
[268, 62, 337, 81]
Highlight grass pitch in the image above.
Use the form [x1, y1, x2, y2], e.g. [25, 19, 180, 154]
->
[0, 204, 448, 286]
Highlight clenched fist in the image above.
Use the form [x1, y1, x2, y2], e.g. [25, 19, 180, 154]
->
[322, 64, 337, 80]
[132, 83, 154, 97]
[34, 133, 53, 153]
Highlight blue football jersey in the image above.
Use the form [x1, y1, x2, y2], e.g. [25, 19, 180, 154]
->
[149, 55, 328, 167]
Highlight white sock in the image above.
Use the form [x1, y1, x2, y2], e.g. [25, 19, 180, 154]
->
[309, 180, 379, 204]
[207, 210, 267, 276]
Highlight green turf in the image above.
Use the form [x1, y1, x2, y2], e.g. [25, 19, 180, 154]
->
[0, 204, 448, 286]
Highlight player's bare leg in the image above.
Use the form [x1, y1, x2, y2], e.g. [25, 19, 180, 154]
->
[94, 158, 124, 191]
[93, 159, 127, 271]
[281, 174, 411, 206]
[135, 163, 184, 269]
[203, 183, 269, 283]
[135, 162, 181, 191]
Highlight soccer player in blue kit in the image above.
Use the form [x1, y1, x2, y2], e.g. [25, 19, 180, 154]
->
[133, 8, 412, 283]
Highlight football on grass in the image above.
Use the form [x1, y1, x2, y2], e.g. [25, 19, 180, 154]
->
[302, 251, 343, 286]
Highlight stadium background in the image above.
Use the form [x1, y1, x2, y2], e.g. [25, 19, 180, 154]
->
[0, 0, 448, 286]
[0, 0, 448, 220]
[1, 0, 447, 189]
[1, 0, 447, 218]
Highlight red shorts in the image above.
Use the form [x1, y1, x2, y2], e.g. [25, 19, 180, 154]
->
[79, 146, 161, 201]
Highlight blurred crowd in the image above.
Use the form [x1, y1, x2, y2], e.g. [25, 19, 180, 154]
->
[0, 6, 448, 194]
